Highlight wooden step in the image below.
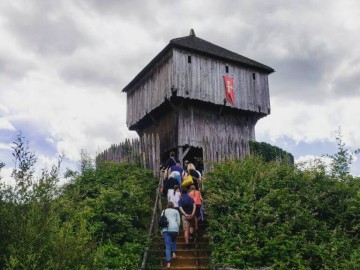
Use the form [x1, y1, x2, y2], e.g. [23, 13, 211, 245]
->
[153, 234, 209, 244]
[161, 256, 208, 265]
[155, 208, 210, 269]
[151, 249, 210, 257]
[160, 266, 210, 270]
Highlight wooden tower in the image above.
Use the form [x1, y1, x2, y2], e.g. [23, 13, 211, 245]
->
[123, 29, 274, 171]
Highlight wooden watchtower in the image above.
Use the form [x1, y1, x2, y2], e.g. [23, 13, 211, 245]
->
[123, 29, 274, 171]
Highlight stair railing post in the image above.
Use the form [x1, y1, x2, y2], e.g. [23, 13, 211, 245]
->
[139, 171, 162, 270]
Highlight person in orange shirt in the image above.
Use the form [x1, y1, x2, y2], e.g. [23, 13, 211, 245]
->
[188, 185, 203, 233]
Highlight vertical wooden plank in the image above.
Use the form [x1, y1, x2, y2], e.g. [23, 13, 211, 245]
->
[151, 133, 156, 172]
[155, 133, 160, 177]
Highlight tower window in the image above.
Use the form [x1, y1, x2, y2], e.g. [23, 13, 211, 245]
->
[188, 55, 192, 63]
[225, 65, 229, 73]
[252, 73, 256, 80]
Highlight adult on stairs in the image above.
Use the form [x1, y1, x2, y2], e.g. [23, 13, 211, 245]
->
[178, 188, 196, 250]
[161, 202, 181, 269]
[188, 184, 203, 231]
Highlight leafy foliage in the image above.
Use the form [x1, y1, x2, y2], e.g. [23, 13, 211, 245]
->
[0, 134, 94, 269]
[249, 141, 294, 164]
[323, 127, 359, 179]
[0, 134, 156, 269]
[62, 159, 157, 269]
[206, 157, 360, 269]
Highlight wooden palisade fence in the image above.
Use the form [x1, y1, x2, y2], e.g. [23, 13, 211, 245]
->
[96, 133, 161, 175]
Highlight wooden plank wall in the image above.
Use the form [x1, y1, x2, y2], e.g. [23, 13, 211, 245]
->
[139, 110, 178, 155]
[172, 49, 271, 114]
[125, 48, 270, 129]
[126, 53, 173, 128]
[202, 135, 249, 173]
[96, 129, 253, 174]
[96, 133, 160, 174]
[178, 106, 257, 150]
[178, 106, 257, 172]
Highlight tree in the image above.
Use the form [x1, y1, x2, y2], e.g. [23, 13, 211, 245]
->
[324, 127, 359, 179]
[0, 161, 4, 180]
[0, 133, 95, 269]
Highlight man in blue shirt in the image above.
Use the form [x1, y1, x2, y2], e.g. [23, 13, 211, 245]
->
[161, 151, 180, 180]
[170, 162, 184, 186]
[178, 189, 196, 250]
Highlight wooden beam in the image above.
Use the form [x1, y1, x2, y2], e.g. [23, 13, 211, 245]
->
[180, 146, 192, 161]
[149, 112, 158, 126]
[177, 146, 183, 166]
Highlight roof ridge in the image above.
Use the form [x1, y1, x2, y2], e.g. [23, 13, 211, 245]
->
[170, 35, 196, 43]
[170, 35, 274, 72]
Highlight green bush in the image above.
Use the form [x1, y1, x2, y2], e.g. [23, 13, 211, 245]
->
[206, 157, 360, 269]
[249, 141, 294, 164]
[62, 160, 157, 269]
[0, 134, 95, 270]
[0, 134, 157, 270]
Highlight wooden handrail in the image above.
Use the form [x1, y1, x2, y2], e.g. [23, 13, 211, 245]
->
[139, 172, 163, 270]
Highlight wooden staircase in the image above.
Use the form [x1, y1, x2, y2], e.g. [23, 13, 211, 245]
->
[152, 218, 211, 270]
[140, 173, 210, 270]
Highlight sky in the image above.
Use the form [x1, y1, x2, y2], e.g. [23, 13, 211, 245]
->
[1, 0, 360, 183]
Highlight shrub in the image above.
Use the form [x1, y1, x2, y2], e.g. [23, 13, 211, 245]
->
[249, 141, 294, 164]
[0, 134, 157, 270]
[206, 157, 360, 269]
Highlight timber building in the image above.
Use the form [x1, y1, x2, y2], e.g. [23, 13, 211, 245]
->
[123, 29, 274, 171]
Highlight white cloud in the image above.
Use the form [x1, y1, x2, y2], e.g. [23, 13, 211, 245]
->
[0, 117, 15, 130]
[0, 0, 360, 178]
[257, 96, 360, 148]
[0, 166, 14, 186]
[0, 143, 12, 151]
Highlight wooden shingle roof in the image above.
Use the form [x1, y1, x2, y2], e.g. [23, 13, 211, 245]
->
[170, 33, 274, 73]
[123, 31, 274, 92]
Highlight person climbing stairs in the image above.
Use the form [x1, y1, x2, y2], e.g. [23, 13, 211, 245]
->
[165, 218, 209, 269]
[150, 190, 210, 270]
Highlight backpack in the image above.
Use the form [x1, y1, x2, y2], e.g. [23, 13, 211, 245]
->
[181, 174, 193, 188]
[159, 210, 168, 229]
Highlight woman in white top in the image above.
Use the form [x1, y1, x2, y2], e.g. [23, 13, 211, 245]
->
[168, 185, 181, 210]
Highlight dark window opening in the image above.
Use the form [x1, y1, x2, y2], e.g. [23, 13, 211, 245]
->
[225, 65, 229, 73]
[252, 73, 256, 80]
[188, 55, 192, 63]
[182, 146, 204, 174]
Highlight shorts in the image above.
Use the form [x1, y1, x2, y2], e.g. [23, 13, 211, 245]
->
[195, 205, 201, 217]
[182, 214, 195, 230]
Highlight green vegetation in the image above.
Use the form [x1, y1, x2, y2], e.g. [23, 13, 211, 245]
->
[206, 136, 360, 269]
[249, 141, 294, 164]
[1, 130, 359, 269]
[323, 127, 360, 179]
[0, 134, 156, 270]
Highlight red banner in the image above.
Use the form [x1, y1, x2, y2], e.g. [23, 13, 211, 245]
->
[223, 76, 235, 105]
